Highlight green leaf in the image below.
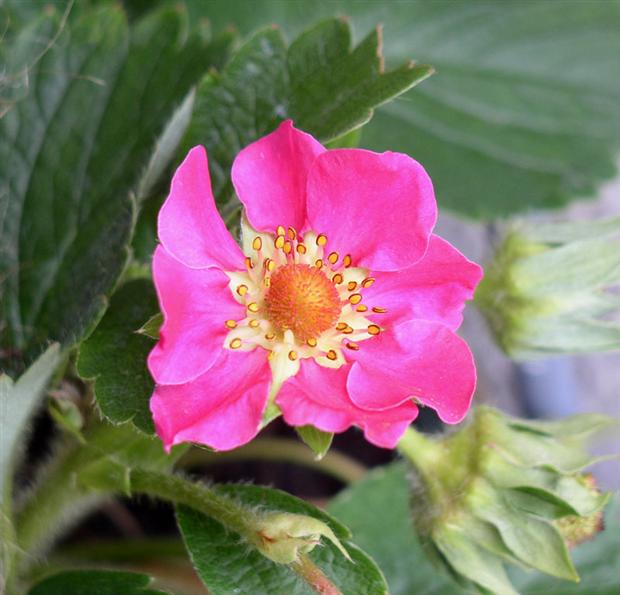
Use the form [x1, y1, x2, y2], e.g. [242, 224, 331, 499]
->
[77, 280, 158, 433]
[0, 344, 61, 500]
[176, 483, 387, 595]
[296, 425, 333, 460]
[182, 17, 431, 205]
[199, 0, 620, 218]
[329, 463, 454, 595]
[28, 569, 167, 595]
[0, 4, 228, 375]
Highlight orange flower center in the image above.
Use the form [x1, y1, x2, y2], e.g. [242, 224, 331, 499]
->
[264, 264, 341, 341]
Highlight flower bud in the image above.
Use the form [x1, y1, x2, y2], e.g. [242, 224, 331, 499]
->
[254, 512, 351, 564]
[476, 217, 620, 359]
[399, 407, 613, 594]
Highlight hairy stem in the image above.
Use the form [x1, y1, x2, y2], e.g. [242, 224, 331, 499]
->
[291, 554, 341, 595]
[128, 469, 262, 547]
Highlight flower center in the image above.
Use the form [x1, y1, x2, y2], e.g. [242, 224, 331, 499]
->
[265, 264, 341, 341]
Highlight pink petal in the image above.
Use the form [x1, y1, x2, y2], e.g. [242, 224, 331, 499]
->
[364, 235, 483, 331]
[148, 246, 245, 384]
[158, 146, 244, 270]
[150, 348, 271, 451]
[306, 149, 437, 272]
[347, 320, 476, 424]
[276, 359, 419, 449]
[231, 120, 325, 233]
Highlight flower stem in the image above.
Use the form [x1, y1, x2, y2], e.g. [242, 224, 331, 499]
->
[128, 468, 262, 547]
[291, 554, 341, 595]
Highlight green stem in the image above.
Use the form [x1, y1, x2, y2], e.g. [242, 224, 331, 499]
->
[179, 438, 367, 484]
[397, 426, 445, 501]
[129, 469, 262, 547]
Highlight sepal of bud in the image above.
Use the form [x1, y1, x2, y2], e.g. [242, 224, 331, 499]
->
[400, 407, 614, 594]
[254, 512, 351, 564]
[476, 216, 620, 358]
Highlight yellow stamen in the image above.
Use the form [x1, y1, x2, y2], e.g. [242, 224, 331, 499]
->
[327, 251, 339, 265]
[275, 235, 285, 249]
[347, 281, 357, 291]
[356, 305, 368, 312]
[247, 302, 259, 313]
[296, 243, 307, 255]
[349, 293, 362, 305]
[362, 277, 375, 288]
[265, 333, 276, 340]
[316, 234, 328, 246]
[346, 342, 359, 351]
[307, 338, 318, 347]
[288, 350, 298, 361]
[332, 273, 343, 284]
[245, 256, 254, 270]
[225, 320, 237, 329]
[336, 322, 348, 331]
[276, 225, 286, 236]
[327, 350, 338, 361]
[252, 237, 262, 251]
[249, 319, 260, 328]
[230, 338, 242, 349]
[283, 240, 292, 254]
[236, 285, 248, 296]
[342, 254, 352, 268]
[368, 324, 381, 335]
[315, 259, 323, 269]
[372, 306, 387, 313]
[288, 227, 297, 240]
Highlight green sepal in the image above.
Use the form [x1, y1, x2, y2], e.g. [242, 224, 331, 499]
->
[296, 425, 334, 460]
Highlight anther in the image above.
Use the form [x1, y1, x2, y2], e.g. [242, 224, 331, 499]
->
[276, 225, 286, 236]
[332, 273, 343, 284]
[372, 306, 387, 313]
[288, 227, 297, 240]
[252, 237, 262, 251]
[288, 350, 298, 361]
[265, 333, 276, 340]
[347, 281, 357, 291]
[368, 324, 381, 335]
[247, 302, 259, 313]
[307, 338, 318, 347]
[356, 305, 368, 312]
[275, 235, 285, 249]
[336, 322, 348, 331]
[264, 277, 271, 288]
[249, 319, 260, 328]
[230, 338, 242, 349]
[236, 285, 248, 296]
[225, 320, 237, 329]
[315, 259, 323, 269]
[327, 251, 339, 265]
[245, 257, 254, 270]
[346, 342, 360, 351]
[326, 350, 338, 361]
[316, 234, 328, 246]
[361, 278, 375, 288]
[267, 260, 276, 272]
[342, 254, 352, 268]
[296, 243, 307, 255]
[349, 293, 362, 305]
[342, 326, 354, 334]
[283, 241, 292, 254]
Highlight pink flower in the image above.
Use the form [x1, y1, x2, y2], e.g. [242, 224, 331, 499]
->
[148, 121, 483, 452]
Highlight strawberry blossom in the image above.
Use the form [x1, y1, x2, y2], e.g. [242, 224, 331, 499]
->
[148, 121, 483, 451]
